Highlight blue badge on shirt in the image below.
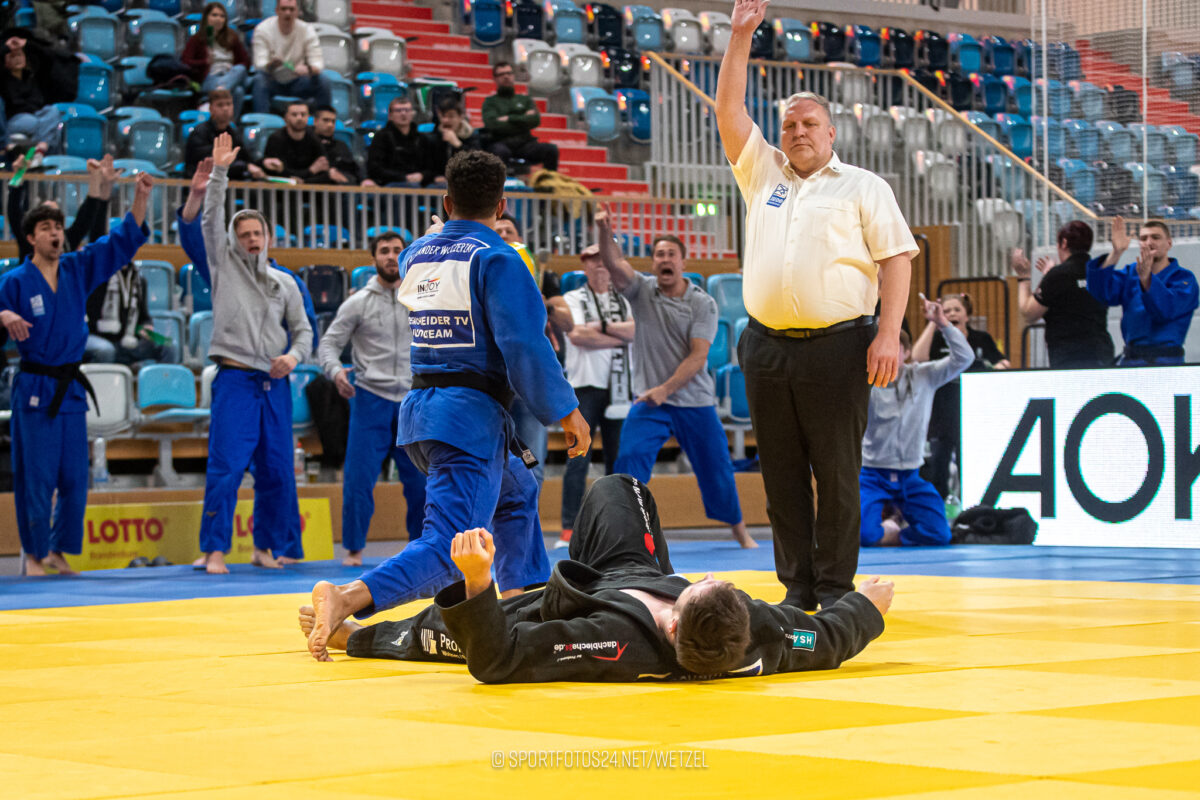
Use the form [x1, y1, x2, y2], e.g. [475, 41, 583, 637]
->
[766, 184, 789, 208]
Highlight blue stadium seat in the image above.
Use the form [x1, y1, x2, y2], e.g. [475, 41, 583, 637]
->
[146, 311, 186, 363]
[139, 17, 183, 57]
[706, 273, 745, 326]
[147, 0, 183, 15]
[560, 270, 587, 292]
[995, 113, 1032, 160]
[985, 154, 1025, 202]
[570, 87, 620, 142]
[302, 227, 351, 250]
[242, 115, 285, 161]
[137, 260, 175, 311]
[1002, 75, 1031, 116]
[365, 225, 414, 245]
[708, 319, 730, 371]
[734, 316, 748, 348]
[981, 35, 1014, 75]
[971, 73, 1007, 115]
[137, 364, 209, 422]
[356, 72, 407, 123]
[1124, 162, 1167, 212]
[118, 56, 192, 104]
[1161, 52, 1195, 98]
[1057, 158, 1098, 206]
[547, 0, 586, 44]
[1096, 120, 1134, 164]
[1162, 125, 1198, 169]
[1031, 116, 1066, 160]
[964, 110, 1001, 146]
[1033, 78, 1071, 118]
[623, 5, 663, 52]
[111, 159, 166, 177]
[41, 155, 90, 173]
[615, 88, 650, 143]
[187, 311, 214, 365]
[948, 32, 981, 74]
[71, 12, 121, 61]
[351, 266, 374, 291]
[76, 61, 114, 112]
[179, 263, 212, 313]
[126, 117, 174, 169]
[715, 364, 749, 422]
[178, 109, 210, 142]
[470, 0, 506, 46]
[1163, 165, 1200, 214]
[56, 103, 106, 160]
[845, 25, 880, 67]
[1128, 123, 1168, 167]
[1013, 39, 1040, 78]
[773, 18, 813, 62]
[1057, 41, 1082, 81]
[587, 2, 623, 49]
[326, 71, 355, 124]
[290, 365, 322, 431]
[1069, 80, 1105, 121]
[1062, 118, 1099, 161]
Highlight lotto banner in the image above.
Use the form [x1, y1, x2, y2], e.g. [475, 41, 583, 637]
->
[64, 498, 334, 571]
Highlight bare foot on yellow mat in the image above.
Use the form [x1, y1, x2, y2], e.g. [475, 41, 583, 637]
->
[23, 555, 47, 576]
[44, 552, 78, 575]
[309, 580, 371, 662]
[275, 556, 300, 565]
[299, 604, 361, 652]
[251, 549, 281, 568]
[205, 551, 230, 575]
[731, 522, 758, 549]
[342, 550, 362, 567]
[857, 576, 894, 616]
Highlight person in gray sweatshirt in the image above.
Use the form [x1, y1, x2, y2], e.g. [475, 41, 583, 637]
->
[860, 294, 974, 546]
[318, 231, 427, 567]
[194, 134, 314, 575]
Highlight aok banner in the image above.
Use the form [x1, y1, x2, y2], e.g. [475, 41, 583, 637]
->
[961, 366, 1200, 548]
[65, 498, 335, 571]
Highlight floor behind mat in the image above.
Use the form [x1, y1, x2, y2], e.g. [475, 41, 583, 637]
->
[3, 544, 1200, 799]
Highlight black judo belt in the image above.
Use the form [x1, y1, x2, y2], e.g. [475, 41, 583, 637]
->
[410, 372, 539, 469]
[18, 359, 98, 419]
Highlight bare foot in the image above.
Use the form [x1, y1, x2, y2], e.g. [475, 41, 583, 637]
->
[43, 552, 78, 575]
[251, 549, 281, 569]
[857, 576, 894, 615]
[275, 556, 301, 565]
[298, 604, 362, 652]
[879, 519, 902, 546]
[23, 555, 47, 576]
[341, 550, 363, 567]
[309, 580, 373, 662]
[206, 551, 230, 575]
[731, 522, 758, 549]
[192, 555, 207, 568]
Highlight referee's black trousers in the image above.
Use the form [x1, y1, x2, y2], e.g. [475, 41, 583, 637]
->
[738, 321, 874, 610]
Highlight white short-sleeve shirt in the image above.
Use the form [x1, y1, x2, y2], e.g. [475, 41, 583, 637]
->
[731, 124, 919, 329]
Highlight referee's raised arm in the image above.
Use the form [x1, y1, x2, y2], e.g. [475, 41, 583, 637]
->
[715, 0, 767, 164]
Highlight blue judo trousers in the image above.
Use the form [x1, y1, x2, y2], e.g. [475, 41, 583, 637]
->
[614, 403, 743, 525]
[342, 387, 427, 552]
[0, 214, 149, 561]
[352, 220, 580, 617]
[198, 368, 303, 558]
[859, 467, 950, 546]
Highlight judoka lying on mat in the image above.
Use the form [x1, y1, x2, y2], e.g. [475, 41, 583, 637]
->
[301, 474, 892, 682]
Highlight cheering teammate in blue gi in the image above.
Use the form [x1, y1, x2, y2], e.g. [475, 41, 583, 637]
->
[317, 231, 427, 566]
[306, 150, 591, 661]
[193, 134, 314, 574]
[0, 172, 155, 576]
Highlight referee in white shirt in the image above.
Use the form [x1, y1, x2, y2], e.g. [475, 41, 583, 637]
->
[716, 0, 918, 610]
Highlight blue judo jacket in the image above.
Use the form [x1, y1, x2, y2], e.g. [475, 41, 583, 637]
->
[396, 220, 578, 459]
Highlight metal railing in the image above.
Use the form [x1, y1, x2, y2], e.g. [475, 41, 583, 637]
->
[0, 173, 713, 259]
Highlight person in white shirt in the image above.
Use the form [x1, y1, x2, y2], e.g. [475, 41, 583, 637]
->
[557, 243, 635, 547]
[715, 0, 918, 611]
[250, 0, 332, 114]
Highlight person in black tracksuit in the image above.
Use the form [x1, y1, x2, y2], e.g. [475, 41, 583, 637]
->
[307, 474, 891, 683]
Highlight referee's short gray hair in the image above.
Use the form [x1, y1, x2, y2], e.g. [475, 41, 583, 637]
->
[784, 91, 832, 122]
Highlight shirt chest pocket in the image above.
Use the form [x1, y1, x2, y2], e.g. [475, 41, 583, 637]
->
[803, 198, 859, 245]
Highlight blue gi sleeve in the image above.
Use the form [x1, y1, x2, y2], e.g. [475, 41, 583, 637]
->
[480, 249, 578, 426]
[71, 213, 150, 294]
[289, 270, 319, 353]
[1142, 265, 1200, 323]
[1086, 257, 1128, 307]
[176, 207, 211, 285]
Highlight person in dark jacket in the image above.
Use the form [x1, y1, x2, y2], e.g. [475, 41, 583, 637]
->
[262, 100, 325, 183]
[181, 2, 251, 113]
[310, 103, 360, 185]
[421, 98, 480, 186]
[185, 89, 265, 180]
[365, 96, 427, 187]
[0, 32, 61, 152]
[302, 474, 892, 681]
[84, 262, 180, 365]
[480, 61, 558, 171]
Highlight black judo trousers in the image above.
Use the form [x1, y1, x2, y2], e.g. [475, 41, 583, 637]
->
[346, 475, 885, 683]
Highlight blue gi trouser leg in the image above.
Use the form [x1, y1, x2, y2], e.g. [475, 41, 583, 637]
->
[858, 467, 898, 546]
[896, 469, 951, 546]
[490, 452, 550, 591]
[200, 369, 284, 554]
[612, 402, 674, 482]
[666, 405, 742, 525]
[342, 388, 428, 551]
[249, 373, 303, 559]
[12, 398, 88, 560]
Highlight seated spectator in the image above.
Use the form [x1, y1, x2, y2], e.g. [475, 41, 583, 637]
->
[365, 97, 425, 187]
[0, 33, 61, 153]
[860, 295, 972, 547]
[185, 89, 265, 180]
[310, 104, 360, 185]
[1011, 221, 1114, 369]
[423, 99, 480, 186]
[481, 61, 558, 172]
[85, 262, 180, 366]
[250, 0, 331, 114]
[262, 100, 326, 183]
[182, 3, 251, 115]
[1087, 216, 1199, 366]
[913, 292, 1008, 499]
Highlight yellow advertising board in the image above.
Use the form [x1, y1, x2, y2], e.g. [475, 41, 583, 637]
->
[65, 498, 334, 571]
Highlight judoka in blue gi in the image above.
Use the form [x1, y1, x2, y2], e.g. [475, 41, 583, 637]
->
[190, 136, 314, 574]
[1087, 216, 1199, 366]
[0, 172, 155, 576]
[317, 231, 427, 566]
[304, 150, 592, 660]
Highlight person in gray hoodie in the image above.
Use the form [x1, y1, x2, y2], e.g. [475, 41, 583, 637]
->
[859, 294, 974, 547]
[318, 231, 427, 567]
[194, 134, 314, 575]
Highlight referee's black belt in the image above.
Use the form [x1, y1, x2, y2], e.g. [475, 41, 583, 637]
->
[748, 315, 875, 340]
[18, 359, 97, 419]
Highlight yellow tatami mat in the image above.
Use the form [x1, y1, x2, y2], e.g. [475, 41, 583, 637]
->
[3, 572, 1200, 800]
